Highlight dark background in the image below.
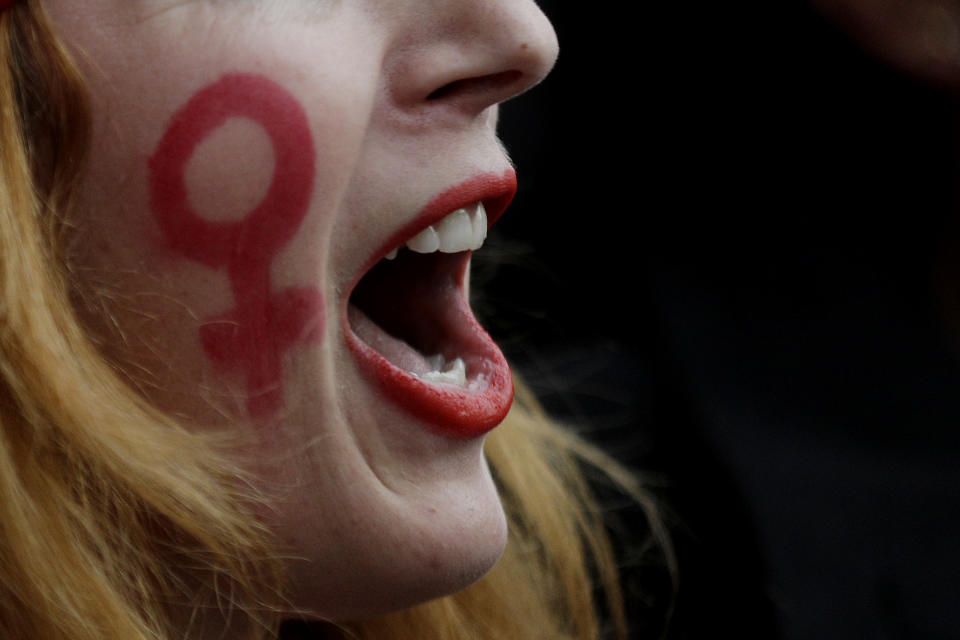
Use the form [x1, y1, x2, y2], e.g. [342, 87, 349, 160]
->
[489, 1, 960, 638]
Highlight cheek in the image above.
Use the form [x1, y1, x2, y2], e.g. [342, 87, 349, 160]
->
[185, 118, 275, 223]
[147, 73, 325, 419]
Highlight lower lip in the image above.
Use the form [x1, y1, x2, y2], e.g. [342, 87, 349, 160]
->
[344, 171, 517, 439]
[346, 298, 513, 439]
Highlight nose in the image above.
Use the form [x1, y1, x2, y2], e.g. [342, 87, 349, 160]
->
[387, 0, 559, 119]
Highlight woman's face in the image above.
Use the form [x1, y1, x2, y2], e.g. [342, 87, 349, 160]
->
[42, 0, 557, 620]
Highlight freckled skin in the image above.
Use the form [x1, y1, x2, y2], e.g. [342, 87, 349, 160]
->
[149, 74, 325, 417]
[43, 0, 559, 622]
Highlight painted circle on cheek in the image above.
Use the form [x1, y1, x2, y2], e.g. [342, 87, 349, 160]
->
[149, 73, 324, 418]
[184, 118, 276, 223]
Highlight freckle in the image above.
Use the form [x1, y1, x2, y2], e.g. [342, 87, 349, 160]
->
[521, 43, 529, 50]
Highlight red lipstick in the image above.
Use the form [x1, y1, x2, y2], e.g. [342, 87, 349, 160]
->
[345, 170, 517, 438]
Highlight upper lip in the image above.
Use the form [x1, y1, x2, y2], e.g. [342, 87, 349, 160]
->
[346, 169, 518, 296]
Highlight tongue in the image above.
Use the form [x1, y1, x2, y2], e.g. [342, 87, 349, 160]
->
[348, 304, 437, 377]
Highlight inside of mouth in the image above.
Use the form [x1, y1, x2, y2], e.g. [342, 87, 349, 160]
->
[349, 250, 467, 378]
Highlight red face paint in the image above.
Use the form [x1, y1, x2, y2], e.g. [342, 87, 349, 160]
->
[149, 73, 323, 417]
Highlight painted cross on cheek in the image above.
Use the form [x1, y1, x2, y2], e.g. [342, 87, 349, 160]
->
[149, 73, 324, 418]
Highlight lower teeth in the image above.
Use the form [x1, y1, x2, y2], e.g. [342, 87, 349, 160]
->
[415, 356, 467, 387]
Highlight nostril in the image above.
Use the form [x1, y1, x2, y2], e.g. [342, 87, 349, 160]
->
[425, 70, 524, 102]
[391, 1, 558, 117]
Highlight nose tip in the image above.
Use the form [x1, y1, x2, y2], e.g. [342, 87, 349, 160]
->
[489, 2, 560, 98]
[390, 0, 559, 117]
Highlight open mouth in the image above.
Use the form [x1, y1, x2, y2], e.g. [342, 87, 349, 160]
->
[344, 172, 517, 439]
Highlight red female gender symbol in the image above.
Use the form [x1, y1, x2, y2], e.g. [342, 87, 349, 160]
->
[149, 73, 324, 417]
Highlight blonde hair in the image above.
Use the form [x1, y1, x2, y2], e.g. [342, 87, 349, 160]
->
[0, 3, 669, 639]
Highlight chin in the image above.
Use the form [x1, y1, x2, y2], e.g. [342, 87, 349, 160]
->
[330, 507, 509, 622]
[268, 410, 510, 623]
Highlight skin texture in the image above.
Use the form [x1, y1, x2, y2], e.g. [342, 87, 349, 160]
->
[42, 0, 557, 627]
[149, 73, 324, 418]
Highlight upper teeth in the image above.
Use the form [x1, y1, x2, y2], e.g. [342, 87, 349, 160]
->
[386, 202, 487, 260]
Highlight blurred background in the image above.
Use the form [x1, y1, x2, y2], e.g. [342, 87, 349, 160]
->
[489, 0, 960, 637]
